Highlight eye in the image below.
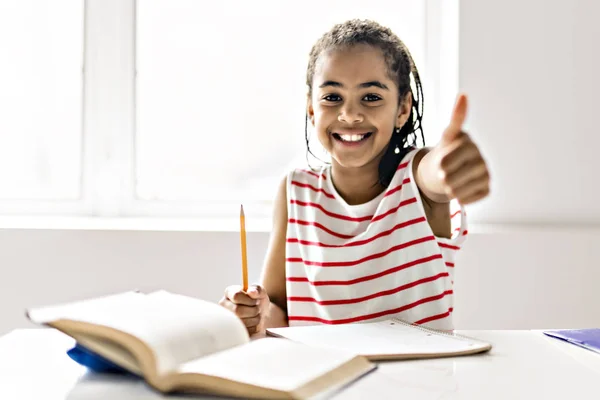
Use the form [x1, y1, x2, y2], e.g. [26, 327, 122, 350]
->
[363, 94, 382, 102]
[322, 94, 342, 102]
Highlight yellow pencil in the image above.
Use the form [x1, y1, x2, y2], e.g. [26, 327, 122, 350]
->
[240, 204, 248, 292]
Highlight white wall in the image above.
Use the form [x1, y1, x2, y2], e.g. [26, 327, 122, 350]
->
[459, 0, 600, 224]
[0, 229, 267, 335]
[2, 0, 600, 336]
[1, 227, 599, 335]
[453, 226, 600, 329]
[452, 0, 600, 328]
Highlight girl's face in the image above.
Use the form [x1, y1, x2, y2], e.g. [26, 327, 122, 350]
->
[308, 44, 411, 171]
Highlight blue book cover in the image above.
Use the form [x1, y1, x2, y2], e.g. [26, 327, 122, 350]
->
[543, 329, 600, 354]
[67, 343, 137, 376]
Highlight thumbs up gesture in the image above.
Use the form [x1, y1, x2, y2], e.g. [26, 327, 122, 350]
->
[416, 94, 490, 205]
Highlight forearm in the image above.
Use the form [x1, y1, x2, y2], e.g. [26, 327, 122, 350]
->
[265, 302, 289, 329]
[414, 148, 451, 204]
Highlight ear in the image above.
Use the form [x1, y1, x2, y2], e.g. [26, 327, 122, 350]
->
[395, 91, 413, 129]
[306, 94, 315, 127]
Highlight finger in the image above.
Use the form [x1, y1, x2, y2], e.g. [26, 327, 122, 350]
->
[218, 297, 235, 312]
[449, 94, 468, 131]
[451, 177, 490, 202]
[246, 284, 268, 300]
[441, 94, 468, 143]
[247, 325, 258, 335]
[232, 304, 260, 319]
[439, 139, 478, 174]
[241, 315, 261, 329]
[459, 188, 490, 205]
[225, 285, 257, 306]
[445, 161, 489, 190]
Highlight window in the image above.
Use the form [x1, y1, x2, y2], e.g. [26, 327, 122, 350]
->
[0, 0, 456, 222]
[0, 0, 83, 201]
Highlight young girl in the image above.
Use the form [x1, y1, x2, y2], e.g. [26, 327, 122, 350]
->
[219, 19, 490, 333]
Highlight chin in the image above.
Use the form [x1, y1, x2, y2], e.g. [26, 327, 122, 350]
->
[331, 154, 375, 170]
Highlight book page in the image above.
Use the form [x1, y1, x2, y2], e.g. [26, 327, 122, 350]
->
[176, 338, 371, 393]
[268, 319, 489, 357]
[27, 291, 249, 374]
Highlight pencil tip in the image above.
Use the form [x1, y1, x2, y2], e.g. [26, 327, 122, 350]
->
[240, 204, 244, 216]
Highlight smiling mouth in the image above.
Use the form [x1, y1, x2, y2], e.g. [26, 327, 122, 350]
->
[332, 132, 374, 143]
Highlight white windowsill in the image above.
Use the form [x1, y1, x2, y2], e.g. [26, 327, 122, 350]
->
[0, 215, 273, 232]
[1, 215, 599, 234]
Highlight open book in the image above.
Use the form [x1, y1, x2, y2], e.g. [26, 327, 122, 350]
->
[267, 319, 492, 361]
[26, 291, 375, 399]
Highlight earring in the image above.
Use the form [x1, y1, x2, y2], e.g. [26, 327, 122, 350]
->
[394, 127, 400, 154]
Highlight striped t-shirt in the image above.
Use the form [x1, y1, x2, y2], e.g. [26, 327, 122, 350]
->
[285, 148, 467, 331]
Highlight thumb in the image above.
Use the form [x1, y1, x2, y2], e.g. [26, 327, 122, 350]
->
[247, 284, 267, 300]
[441, 94, 468, 144]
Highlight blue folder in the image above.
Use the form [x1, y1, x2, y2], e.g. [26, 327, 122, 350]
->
[543, 329, 600, 354]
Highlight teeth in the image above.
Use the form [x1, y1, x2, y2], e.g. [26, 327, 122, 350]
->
[339, 134, 366, 142]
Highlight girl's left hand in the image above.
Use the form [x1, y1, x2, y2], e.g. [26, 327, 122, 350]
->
[419, 94, 490, 205]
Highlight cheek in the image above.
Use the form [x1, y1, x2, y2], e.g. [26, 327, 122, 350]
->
[313, 107, 333, 129]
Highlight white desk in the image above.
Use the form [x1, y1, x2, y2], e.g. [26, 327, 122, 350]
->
[1, 329, 599, 399]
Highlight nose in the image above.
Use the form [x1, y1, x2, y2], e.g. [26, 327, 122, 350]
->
[338, 102, 364, 124]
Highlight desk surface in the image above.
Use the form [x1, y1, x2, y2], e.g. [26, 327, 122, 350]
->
[1, 329, 599, 399]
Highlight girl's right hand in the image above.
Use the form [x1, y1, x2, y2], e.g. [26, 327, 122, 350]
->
[218, 284, 270, 335]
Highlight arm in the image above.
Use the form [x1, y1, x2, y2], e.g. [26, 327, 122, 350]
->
[218, 175, 289, 335]
[260, 175, 289, 329]
[413, 148, 452, 238]
[413, 95, 490, 238]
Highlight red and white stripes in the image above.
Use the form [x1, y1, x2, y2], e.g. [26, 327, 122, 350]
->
[285, 149, 467, 331]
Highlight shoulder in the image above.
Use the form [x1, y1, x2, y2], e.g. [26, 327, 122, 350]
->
[274, 172, 289, 206]
[274, 165, 328, 208]
[389, 147, 423, 184]
[401, 146, 423, 168]
[271, 173, 289, 230]
[285, 166, 329, 196]
[287, 166, 328, 184]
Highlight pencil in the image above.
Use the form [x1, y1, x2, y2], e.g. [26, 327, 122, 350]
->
[240, 204, 248, 292]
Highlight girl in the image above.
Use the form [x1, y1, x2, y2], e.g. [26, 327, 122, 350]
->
[219, 19, 490, 333]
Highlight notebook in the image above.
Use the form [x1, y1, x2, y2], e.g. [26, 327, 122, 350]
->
[26, 290, 375, 399]
[267, 318, 492, 361]
[543, 329, 600, 355]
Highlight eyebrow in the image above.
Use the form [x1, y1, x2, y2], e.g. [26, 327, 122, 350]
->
[318, 80, 389, 90]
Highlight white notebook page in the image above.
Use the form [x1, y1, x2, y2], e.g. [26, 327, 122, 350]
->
[267, 319, 490, 357]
